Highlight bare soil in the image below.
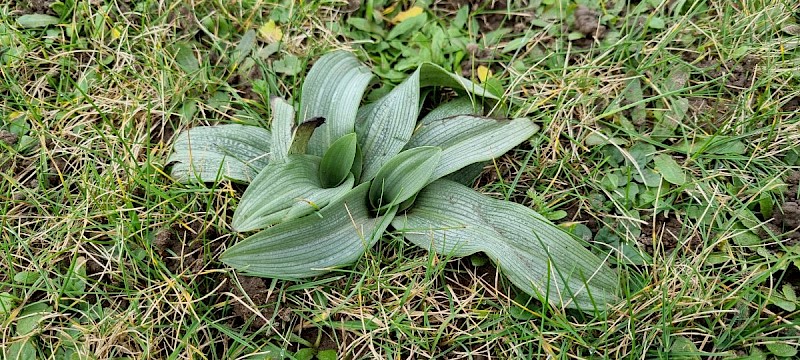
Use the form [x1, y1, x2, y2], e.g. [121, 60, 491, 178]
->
[766, 171, 800, 244]
[639, 215, 702, 253]
[16, 0, 55, 14]
[691, 54, 760, 93]
[573, 5, 607, 39]
[0, 130, 17, 146]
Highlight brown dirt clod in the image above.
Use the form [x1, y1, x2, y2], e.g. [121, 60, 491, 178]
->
[19, 0, 55, 14]
[639, 215, 701, 253]
[573, 5, 607, 39]
[231, 275, 275, 330]
[0, 130, 17, 147]
[769, 171, 800, 244]
[153, 224, 212, 274]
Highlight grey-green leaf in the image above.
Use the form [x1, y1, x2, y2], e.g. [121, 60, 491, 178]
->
[231, 155, 354, 232]
[419, 97, 482, 125]
[301, 52, 373, 155]
[16, 14, 59, 28]
[168, 124, 271, 183]
[222, 183, 397, 278]
[393, 179, 619, 310]
[369, 147, 441, 211]
[320, 133, 357, 188]
[653, 154, 686, 185]
[269, 96, 295, 163]
[405, 115, 539, 181]
[356, 69, 421, 181]
[418, 63, 499, 100]
[174, 42, 200, 73]
[231, 29, 257, 67]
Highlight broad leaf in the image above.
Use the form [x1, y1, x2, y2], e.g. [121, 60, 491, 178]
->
[653, 154, 686, 185]
[168, 124, 271, 183]
[405, 115, 539, 181]
[419, 99, 486, 186]
[356, 70, 421, 181]
[269, 96, 295, 163]
[222, 183, 397, 278]
[16, 14, 59, 28]
[320, 133, 357, 188]
[302, 52, 373, 155]
[356, 62, 501, 181]
[231, 155, 354, 232]
[393, 179, 619, 310]
[419, 97, 482, 125]
[418, 63, 499, 100]
[369, 147, 442, 212]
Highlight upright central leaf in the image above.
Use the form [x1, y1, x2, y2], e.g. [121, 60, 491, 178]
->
[368, 146, 442, 212]
[232, 155, 354, 232]
[301, 52, 373, 155]
[319, 133, 358, 188]
[356, 70, 421, 181]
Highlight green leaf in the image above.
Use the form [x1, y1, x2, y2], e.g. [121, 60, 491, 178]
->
[222, 183, 397, 278]
[174, 42, 200, 73]
[769, 284, 797, 311]
[394, 179, 619, 310]
[16, 14, 60, 28]
[666, 97, 689, 124]
[387, 13, 427, 39]
[766, 342, 797, 357]
[16, 302, 49, 336]
[231, 29, 257, 67]
[273, 55, 302, 75]
[4, 339, 37, 360]
[783, 284, 797, 302]
[628, 143, 656, 169]
[302, 52, 374, 155]
[320, 133, 358, 188]
[418, 63, 499, 100]
[653, 154, 686, 186]
[0, 292, 17, 315]
[231, 155, 354, 232]
[13, 271, 40, 285]
[356, 62, 499, 181]
[623, 77, 645, 124]
[405, 115, 539, 181]
[269, 96, 296, 163]
[502, 34, 533, 53]
[317, 349, 338, 360]
[669, 336, 701, 360]
[732, 230, 762, 247]
[168, 124, 271, 183]
[356, 69, 421, 181]
[648, 16, 666, 29]
[675, 136, 747, 155]
[294, 348, 315, 360]
[419, 97, 481, 125]
[369, 147, 442, 212]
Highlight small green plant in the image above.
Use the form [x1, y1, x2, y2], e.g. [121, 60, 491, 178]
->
[168, 51, 618, 310]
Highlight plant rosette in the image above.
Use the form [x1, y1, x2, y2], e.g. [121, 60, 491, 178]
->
[167, 51, 619, 310]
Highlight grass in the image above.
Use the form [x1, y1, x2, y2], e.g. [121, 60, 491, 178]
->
[1, 0, 799, 358]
